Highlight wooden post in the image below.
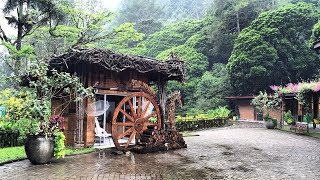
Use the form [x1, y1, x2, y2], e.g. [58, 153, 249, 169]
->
[158, 78, 167, 129]
[84, 71, 95, 147]
[280, 95, 285, 128]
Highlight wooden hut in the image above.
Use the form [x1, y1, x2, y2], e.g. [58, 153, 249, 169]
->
[49, 48, 185, 148]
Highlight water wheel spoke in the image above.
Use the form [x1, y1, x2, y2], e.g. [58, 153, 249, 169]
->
[128, 100, 137, 118]
[119, 109, 135, 122]
[141, 101, 151, 118]
[114, 122, 134, 127]
[112, 92, 162, 150]
[125, 130, 136, 149]
[117, 127, 134, 140]
[143, 112, 156, 122]
[137, 96, 142, 116]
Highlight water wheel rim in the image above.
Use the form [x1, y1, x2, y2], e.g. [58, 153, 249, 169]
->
[111, 92, 161, 150]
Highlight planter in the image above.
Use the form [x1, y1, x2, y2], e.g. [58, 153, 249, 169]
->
[25, 136, 54, 164]
[265, 121, 276, 129]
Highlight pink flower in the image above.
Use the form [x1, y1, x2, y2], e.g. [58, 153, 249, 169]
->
[270, 85, 279, 91]
[312, 82, 320, 92]
[286, 83, 299, 93]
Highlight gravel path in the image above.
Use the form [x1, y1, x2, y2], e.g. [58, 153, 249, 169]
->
[1, 127, 319, 180]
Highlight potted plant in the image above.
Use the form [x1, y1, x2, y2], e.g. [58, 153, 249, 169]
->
[251, 91, 281, 129]
[264, 115, 277, 129]
[284, 110, 295, 125]
[25, 115, 65, 164]
[23, 60, 92, 164]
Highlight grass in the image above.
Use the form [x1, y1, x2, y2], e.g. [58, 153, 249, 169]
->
[280, 125, 320, 139]
[0, 146, 26, 163]
[182, 131, 200, 137]
[0, 146, 96, 164]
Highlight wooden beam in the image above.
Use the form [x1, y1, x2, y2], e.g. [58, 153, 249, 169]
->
[95, 89, 129, 96]
[84, 70, 95, 147]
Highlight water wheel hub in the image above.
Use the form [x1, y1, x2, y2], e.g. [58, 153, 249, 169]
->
[134, 118, 145, 133]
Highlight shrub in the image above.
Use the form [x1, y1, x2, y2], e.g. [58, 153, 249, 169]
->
[176, 106, 230, 122]
[284, 110, 294, 125]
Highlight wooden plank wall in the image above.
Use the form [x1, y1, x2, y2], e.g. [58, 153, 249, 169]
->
[58, 64, 154, 147]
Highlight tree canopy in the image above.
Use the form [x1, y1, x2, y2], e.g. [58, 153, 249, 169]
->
[227, 2, 320, 95]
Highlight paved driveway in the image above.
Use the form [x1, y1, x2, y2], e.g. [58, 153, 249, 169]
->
[1, 127, 320, 180]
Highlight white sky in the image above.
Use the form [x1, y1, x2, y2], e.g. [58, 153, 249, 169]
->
[103, 0, 121, 10]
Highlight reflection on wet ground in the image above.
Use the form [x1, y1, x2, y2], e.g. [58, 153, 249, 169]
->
[1, 127, 320, 179]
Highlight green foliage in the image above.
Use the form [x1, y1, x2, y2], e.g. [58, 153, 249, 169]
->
[0, 146, 95, 163]
[116, 0, 164, 36]
[54, 131, 65, 159]
[27, 8, 115, 57]
[0, 118, 40, 143]
[228, 2, 320, 95]
[194, 64, 231, 112]
[310, 20, 320, 45]
[176, 106, 231, 122]
[284, 110, 294, 125]
[251, 91, 281, 118]
[1, 0, 68, 75]
[143, 19, 206, 57]
[0, 89, 40, 121]
[156, 45, 208, 77]
[264, 114, 278, 126]
[105, 23, 145, 54]
[0, 146, 26, 163]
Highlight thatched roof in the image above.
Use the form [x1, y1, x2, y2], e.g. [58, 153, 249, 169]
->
[49, 48, 185, 82]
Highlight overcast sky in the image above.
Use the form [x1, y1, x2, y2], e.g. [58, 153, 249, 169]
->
[0, 0, 121, 54]
[0, 0, 121, 36]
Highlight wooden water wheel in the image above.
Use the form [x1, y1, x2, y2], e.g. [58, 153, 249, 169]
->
[111, 92, 162, 150]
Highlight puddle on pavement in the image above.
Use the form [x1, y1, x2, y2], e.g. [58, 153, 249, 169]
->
[222, 151, 234, 156]
[218, 144, 233, 150]
[253, 147, 262, 151]
[231, 165, 252, 172]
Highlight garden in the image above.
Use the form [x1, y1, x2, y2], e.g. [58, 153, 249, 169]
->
[2, 0, 320, 170]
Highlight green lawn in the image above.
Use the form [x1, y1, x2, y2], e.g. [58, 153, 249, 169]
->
[0, 146, 26, 163]
[0, 146, 96, 164]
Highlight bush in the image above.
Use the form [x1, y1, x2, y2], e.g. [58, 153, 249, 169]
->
[0, 118, 39, 144]
[284, 110, 294, 125]
[264, 115, 278, 127]
[176, 106, 230, 122]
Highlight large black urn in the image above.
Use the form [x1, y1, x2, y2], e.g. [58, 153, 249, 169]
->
[25, 136, 54, 164]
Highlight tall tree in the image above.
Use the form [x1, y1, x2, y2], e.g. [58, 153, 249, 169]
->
[0, 0, 67, 75]
[205, 0, 286, 65]
[116, 0, 164, 36]
[227, 2, 320, 95]
[162, 0, 208, 21]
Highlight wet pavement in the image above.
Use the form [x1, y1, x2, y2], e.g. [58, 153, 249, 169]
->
[1, 127, 320, 180]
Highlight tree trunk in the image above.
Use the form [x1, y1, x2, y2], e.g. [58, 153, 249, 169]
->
[236, 11, 240, 34]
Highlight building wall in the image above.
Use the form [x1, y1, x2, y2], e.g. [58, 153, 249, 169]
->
[236, 99, 282, 121]
[61, 64, 153, 147]
[237, 100, 255, 120]
[269, 109, 282, 121]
